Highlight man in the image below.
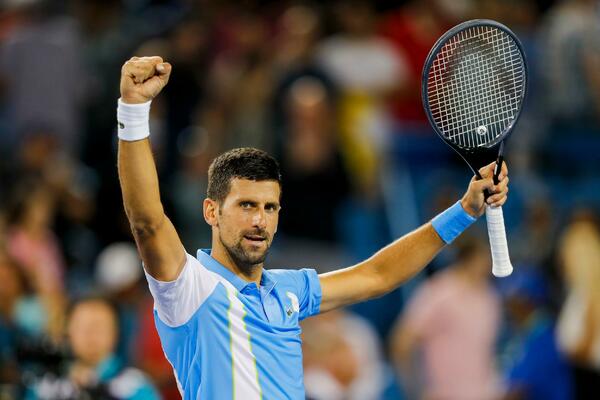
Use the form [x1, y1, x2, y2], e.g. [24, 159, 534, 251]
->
[500, 268, 573, 400]
[116, 56, 509, 399]
[391, 235, 502, 400]
[26, 297, 159, 400]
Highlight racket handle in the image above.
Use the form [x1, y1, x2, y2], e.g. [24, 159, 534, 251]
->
[486, 205, 513, 277]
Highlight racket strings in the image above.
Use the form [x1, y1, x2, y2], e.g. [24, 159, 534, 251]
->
[442, 36, 516, 140]
[433, 29, 520, 143]
[427, 25, 525, 149]
[437, 31, 519, 144]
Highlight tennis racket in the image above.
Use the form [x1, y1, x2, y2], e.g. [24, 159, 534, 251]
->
[422, 19, 528, 277]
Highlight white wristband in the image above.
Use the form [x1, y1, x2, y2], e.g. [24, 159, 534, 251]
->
[117, 98, 151, 141]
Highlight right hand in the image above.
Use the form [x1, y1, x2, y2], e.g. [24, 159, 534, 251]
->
[120, 56, 172, 104]
[460, 161, 509, 217]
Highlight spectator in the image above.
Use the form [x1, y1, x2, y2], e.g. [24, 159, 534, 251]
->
[539, 0, 600, 130]
[557, 215, 600, 399]
[391, 234, 501, 400]
[158, 15, 210, 177]
[95, 242, 144, 363]
[166, 127, 213, 250]
[499, 267, 573, 400]
[303, 310, 394, 400]
[272, 5, 321, 74]
[316, 0, 408, 195]
[0, 253, 28, 391]
[135, 295, 181, 400]
[378, 0, 463, 237]
[26, 297, 159, 399]
[379, 0, 457, 128]
[203, 8, 275, 152]
[95, 242, 180, 398]
[0, 0, 87, 155]
[277, 76, 350, 242]
[5, 178, 66, 341]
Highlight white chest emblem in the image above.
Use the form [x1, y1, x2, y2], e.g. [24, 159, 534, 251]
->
[285, 292, 300, 317]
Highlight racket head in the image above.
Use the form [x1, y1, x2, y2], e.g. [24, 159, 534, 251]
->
[422, 19, 528, 173]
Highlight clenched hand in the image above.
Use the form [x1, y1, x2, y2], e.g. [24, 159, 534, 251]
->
[120, 56, 172, 104]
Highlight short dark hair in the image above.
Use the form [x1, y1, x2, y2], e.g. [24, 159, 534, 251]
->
[207, 148, 282, 203]
[67, 295, 119, 327]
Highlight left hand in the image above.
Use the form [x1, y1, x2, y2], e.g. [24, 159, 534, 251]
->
[461, 161, 509, 217]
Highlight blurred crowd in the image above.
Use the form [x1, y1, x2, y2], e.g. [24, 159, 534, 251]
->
[0, 0, 599, 399]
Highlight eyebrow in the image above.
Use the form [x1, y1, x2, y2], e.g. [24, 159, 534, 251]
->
[238, 199, 280, 208]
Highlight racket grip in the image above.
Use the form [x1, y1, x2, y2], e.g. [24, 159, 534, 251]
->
[485, 205, 513, 277]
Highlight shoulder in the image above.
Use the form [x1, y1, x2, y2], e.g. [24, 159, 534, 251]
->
[265, 267, 303, 278]
[267, 268, 321, 300]
[145, 252, 222, 327]
[267, 268, 317, 286]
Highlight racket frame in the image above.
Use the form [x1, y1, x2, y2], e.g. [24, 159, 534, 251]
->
[421, 19, 528, 180]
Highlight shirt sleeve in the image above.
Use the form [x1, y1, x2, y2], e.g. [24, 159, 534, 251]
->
[296, 268, 322, 321]
[144, 252, 219, 327]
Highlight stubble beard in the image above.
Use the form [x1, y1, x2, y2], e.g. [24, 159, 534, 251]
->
[219, 231, 270, 276]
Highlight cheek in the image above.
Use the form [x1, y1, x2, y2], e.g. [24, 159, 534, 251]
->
[217, 213, 243, 238]
[221, 209, 254, 227]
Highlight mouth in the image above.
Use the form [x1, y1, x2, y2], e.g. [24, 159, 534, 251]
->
[243, 234, 267, 245]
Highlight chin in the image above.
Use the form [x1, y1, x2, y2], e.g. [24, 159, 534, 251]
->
[243, 243, 268, 257]
[246, 253, 267, 265]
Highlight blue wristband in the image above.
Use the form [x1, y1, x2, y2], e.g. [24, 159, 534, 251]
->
[431, 201, 477, 244]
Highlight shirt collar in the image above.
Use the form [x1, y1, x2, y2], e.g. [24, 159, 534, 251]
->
[197, 249, 277, 293]
[260, 268, 277, 296]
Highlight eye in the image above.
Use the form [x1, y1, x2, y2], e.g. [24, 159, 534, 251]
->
[240, 201, 254, 209]
[265, 204, 279, 212]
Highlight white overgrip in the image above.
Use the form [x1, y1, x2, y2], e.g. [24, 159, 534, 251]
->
[485, 205, 513, 277]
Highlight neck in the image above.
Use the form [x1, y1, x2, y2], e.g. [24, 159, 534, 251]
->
[21, 221, 45, 238]
[210, 239, 263, 286]
[73, 358, 101, 370]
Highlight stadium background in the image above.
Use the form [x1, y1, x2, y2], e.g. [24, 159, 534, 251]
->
[0, 0, 599, 398]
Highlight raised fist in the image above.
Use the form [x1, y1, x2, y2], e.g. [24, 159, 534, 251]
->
[120, 56, 172, 104]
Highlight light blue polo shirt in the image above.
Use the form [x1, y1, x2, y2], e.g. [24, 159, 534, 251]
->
[144, 249, 322, 399]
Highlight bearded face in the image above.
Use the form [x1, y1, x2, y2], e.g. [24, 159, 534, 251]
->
[218, 225, 271, 275]
[210, 179, 280, 275]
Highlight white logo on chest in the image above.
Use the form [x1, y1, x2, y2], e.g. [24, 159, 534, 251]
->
[285, 291, 300, 317]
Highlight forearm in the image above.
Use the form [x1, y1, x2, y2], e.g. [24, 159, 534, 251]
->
[118, 137, 185, 280]
[363, 223, 444, 296]
[319, 223, 445, 312]
[320, 201, 477, 312]
[118, 139, 165, 228]
[365, 200, 476, 296]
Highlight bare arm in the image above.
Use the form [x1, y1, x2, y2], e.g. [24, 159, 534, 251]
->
[319, 161, 509, 313]
[118, 56, 185, 281]
[319, 223, 443, 312]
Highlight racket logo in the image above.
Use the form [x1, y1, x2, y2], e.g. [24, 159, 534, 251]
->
[476, 125, 488, 136]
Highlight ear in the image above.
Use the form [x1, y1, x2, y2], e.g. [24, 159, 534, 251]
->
[203, 198, 218, 227]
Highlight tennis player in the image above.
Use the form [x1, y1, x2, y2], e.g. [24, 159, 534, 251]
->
[117, 56, 509, 399]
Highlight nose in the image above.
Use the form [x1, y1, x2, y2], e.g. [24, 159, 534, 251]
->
[252, 208, 267, 229]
